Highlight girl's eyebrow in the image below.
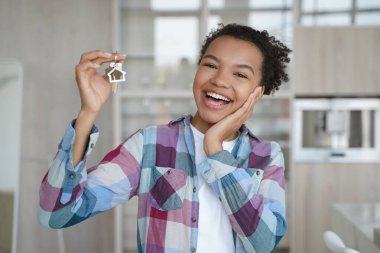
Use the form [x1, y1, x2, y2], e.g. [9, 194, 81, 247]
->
[203, 54, 255, 74]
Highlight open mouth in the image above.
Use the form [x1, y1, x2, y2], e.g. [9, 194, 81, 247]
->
[205, 92, 231, 104]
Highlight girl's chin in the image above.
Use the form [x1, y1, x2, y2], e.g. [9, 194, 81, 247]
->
[193, 111, 226, 126]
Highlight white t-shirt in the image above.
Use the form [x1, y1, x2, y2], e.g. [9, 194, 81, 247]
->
[190, 124, 237, 253]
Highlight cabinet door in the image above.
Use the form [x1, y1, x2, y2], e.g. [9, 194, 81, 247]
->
[294, 27, 380, 96]
[290, 163, 380, 253]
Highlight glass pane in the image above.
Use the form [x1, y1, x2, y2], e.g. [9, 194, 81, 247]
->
[154, 17, 198, 89]
[208, 15, 222, 33]
[250, 0, 290, 8]
[357, 0, 380, 9]
[151, 0, 200, 10]
[317, 0, 351, 11]
[301, 15, 316, 25]
[209, 0, 225, 9]
[123, 57, 155, 90]
[155, 17, 198, 66]
[302, 110, 330, 148]
[249, 11, 291, 45]
[284, 11, 293, 47]
[302, 0, 317, 12]
[302, 0, 352, 12]
[301, 110, 375, 149]
[121, 97, 196, 138]
[316, 13, 351, 25]
[356, 12, 380, 25]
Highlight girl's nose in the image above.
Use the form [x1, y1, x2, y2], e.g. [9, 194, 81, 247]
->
[210, 70, 230, 88]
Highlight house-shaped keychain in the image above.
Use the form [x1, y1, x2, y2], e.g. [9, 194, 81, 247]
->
[107, 62, 126, 83]
[106, 59, 126, 93]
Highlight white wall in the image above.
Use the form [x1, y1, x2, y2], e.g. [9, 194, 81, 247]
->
[0, 62, 21, 190]
[0, 0, 116, 252]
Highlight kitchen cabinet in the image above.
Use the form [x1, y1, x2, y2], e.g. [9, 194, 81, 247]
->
[293, 27, 380, 96]
[290, 163, 380, 253]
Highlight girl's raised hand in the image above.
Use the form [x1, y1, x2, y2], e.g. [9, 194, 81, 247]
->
[204, 86, 264, 157]
[75, 50, 126, 115]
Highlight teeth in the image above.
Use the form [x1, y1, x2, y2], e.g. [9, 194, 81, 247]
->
[206, 92, 231, 102]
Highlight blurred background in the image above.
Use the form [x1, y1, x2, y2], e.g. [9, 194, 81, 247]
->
[0, 0, 379, 253]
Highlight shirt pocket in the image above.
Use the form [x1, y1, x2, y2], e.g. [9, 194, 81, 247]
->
[149, 166, 188, 211]
[250, 168, 264, 194]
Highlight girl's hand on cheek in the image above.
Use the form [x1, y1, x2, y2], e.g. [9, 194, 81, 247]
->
[204, 86, 264, 157]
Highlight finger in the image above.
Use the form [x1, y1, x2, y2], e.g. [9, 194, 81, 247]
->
[75, 60, 100, 73]
[237, 92, 258, 122]
[246, 87, 264, 114]
[227, 88, 259, 123]
[253, 85, 263, 97]
[241, 93, 256, 118]
[224, 93, 254, 126]
[260, 86, 265, 97]
[241, 93, 256, 114]
[92, 53, 127, 66]
[111, 52, 127, 62]
[80, 50, 113, 63]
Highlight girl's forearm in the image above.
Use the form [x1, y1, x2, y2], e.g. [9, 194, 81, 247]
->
[72, 110, 98, 166]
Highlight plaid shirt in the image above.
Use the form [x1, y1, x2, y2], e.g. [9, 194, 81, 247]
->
[39, 115, 287, 253]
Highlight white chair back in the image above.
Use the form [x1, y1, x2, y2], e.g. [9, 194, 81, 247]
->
[323, 230, 360, 253]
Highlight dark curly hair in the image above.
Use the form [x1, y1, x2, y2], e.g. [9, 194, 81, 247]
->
[198, 23, 291, 95]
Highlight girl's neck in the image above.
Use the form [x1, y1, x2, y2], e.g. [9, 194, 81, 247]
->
[190, 112, 212, 134]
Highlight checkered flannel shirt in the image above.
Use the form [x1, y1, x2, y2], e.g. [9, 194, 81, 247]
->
[39, 115, 287, 253]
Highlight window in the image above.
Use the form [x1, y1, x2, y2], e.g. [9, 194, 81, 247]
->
[299, 0, 380, 25]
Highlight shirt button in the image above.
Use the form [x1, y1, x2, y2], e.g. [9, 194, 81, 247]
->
[69, 173, 75, 180]
[256, 170, 261, 176]
[90, 143, 94, 149]
[191, 217, 197, 222]
[191, 247, 196, 252]
[193, 187, 196, 193]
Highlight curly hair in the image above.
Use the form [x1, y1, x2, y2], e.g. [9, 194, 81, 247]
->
[198, 23, 291, 95]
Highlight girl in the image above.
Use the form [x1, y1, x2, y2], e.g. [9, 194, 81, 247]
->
[39, 23, 291, 253]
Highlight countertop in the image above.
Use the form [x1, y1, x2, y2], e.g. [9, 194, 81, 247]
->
[332, 203, 380, 253]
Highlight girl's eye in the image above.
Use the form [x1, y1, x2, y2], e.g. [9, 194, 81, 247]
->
[203, 63, 217, 69]
[235, 72, 248, 79]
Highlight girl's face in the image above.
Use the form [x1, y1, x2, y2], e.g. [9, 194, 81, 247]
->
[192, 35, 264, 133]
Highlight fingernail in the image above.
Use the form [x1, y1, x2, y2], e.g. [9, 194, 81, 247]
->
[103, 52, 112, 57]
[120, 53, 127, 57]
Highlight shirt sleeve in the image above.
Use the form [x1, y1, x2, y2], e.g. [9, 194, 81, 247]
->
[39, 119, 143, 229]
[198, 141, 287, 253]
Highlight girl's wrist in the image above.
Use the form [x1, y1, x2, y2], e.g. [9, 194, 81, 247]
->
[75, 110, 98, 134]
[204, 138, 223, 157]
[78, 107, 99, 120]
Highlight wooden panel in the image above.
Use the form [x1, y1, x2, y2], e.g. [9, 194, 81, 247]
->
[294, 27, 380, 96]
[289, 163, 380, 253]
[0, 191, 13, 253]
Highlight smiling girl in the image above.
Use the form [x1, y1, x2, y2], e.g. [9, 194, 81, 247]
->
[39, 23, 291, 253]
